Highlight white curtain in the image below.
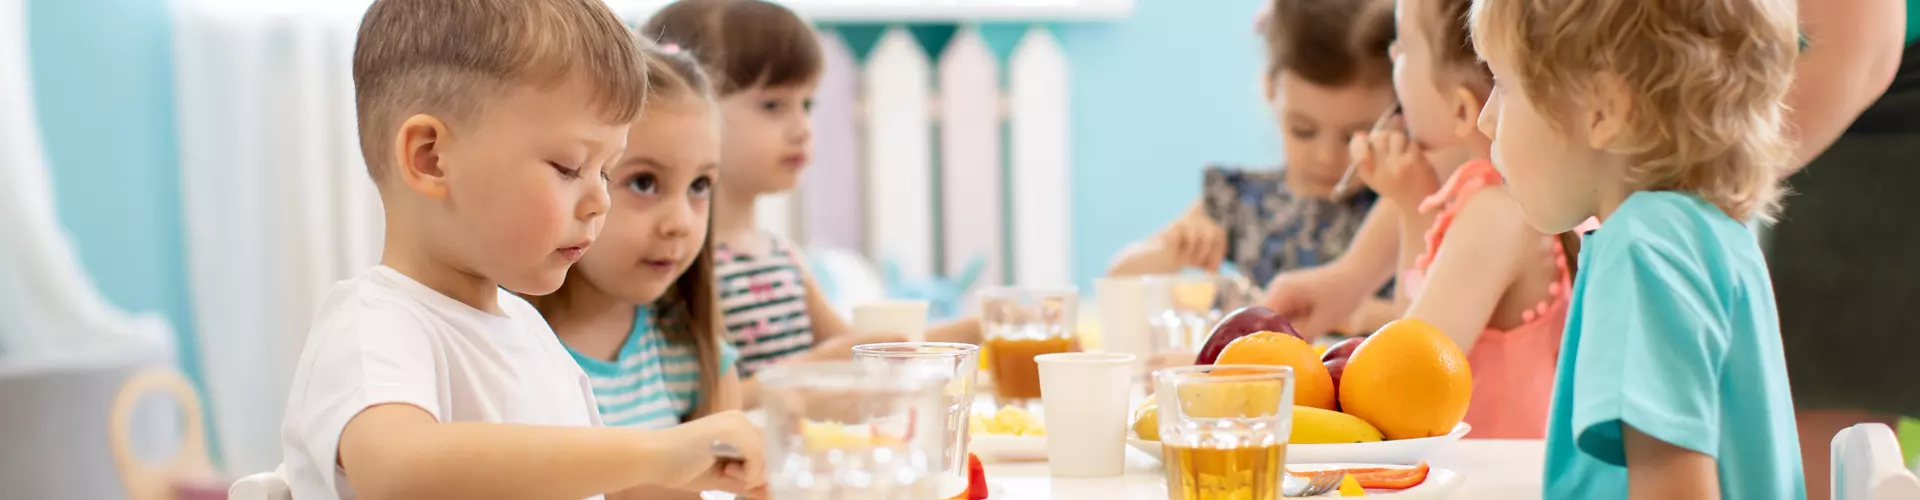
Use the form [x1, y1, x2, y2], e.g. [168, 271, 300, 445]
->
[0, 0, 172, 363]
[172, 4, 381, 475]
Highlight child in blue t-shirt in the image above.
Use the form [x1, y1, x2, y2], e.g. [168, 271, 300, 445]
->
[1469, 0, 1804, 497]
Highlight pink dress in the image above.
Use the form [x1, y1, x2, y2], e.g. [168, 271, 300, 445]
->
[1400, 159, 1568, 439]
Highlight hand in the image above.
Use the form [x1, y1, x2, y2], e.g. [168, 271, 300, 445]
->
[806, 332, 910, 361]
[650, 411, 766, 494]
[1263, 266, 1368, 340]
[1349, 124, 1441, 210]
[1157, 208, 1228, 272]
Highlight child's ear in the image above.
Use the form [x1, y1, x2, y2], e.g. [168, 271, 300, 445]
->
[393, 114, 452, 199]
[1450, 85, 1487, 139]
[1586, 72, 1631, 149]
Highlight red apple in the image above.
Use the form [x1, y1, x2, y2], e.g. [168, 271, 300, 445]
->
[1194, 306, 1301, 364]
[1320, 337, 1364, 388]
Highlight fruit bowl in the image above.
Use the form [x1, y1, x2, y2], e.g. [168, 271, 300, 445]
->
[1289, 422, 1470, 465]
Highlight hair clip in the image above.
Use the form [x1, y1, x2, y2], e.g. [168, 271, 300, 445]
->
[659, 43, 683, 55]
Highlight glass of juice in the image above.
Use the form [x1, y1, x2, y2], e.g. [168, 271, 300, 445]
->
[976, 286, 1079, 408]
[851, 342, 980, 498]
[760, 361, 947, 500]
[1155, 365, 1296, 500]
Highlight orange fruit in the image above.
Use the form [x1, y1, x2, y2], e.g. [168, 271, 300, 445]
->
[1213, 331, 1338, 410]
[1338, 319, 1472, 440]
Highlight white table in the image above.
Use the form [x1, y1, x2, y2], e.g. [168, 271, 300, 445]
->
[983, 440, 1547, 499]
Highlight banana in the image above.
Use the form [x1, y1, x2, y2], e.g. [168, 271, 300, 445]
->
[1291, 406, 1385, 444]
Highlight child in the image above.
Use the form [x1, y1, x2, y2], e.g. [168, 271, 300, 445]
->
[640, 0, 976, 387]
[1108, 0, 1402, 335]
[1470, 0, 1802, 496]
[280, 1, 763, 498]
[531, 45, 740, 430]
[1268, 0, 1572, 439]
[529, 45, 743, 500]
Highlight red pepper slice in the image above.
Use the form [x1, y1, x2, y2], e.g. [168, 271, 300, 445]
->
[1337, 462, 1429, 490]
[966, 453, 990, 499]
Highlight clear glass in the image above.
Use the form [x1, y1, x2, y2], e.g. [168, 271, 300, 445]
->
[851, 342, 980, 498]
[760, 361, 947, 500]
[976, 286, 1079, 407]
[1143, 274, 1264, 356]
[1154, 365, 1296, 500]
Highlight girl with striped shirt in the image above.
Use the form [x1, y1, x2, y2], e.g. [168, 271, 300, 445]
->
[531, 44, 742, 449]
[642, 0, 984, 408]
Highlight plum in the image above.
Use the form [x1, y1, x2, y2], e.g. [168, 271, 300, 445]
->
[1320, 337, 1365, 388]
[1194, 306, 1301, 364]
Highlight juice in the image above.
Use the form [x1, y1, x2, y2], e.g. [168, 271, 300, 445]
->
[1161, 443, 1287, 500]
[983, 336, 1077, 401]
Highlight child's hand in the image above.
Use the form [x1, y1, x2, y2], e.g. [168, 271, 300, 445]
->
[655, 410, 766, 494]
[806, 332, 910, 361]
[1263, 266, 1369, 339]
[1157, 208, 1227, 272]
[1350, 126, 1442, 210]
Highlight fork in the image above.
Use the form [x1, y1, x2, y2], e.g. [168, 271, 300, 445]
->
[1285, 471, 1346, 497]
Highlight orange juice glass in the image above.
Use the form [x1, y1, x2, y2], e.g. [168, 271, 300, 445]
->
[977, 286, 1079, 408]
[1155, 365, 1296, 500]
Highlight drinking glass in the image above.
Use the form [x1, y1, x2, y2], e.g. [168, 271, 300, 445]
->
[1144, 274, 1263, 356]
[976, 286, 1079, 407]
[760, 361, 947, 500]
[1155, 365, 1296, 500]
[851, 342, 979, 497]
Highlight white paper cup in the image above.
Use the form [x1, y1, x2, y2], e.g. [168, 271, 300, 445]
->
[1095, 277, 1152, 373]
[1036, 352, 1137, 477]
[852, 300, 930, 341]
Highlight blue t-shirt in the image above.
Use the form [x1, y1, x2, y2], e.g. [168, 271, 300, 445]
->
[565, 307, 741, 429]
[1544, 191, 1803, 499]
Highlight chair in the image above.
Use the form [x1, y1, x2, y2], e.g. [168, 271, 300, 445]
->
[227, 464, 291, 500]
[1831, 423, 1920, 500]
[109, 368, 217, 500]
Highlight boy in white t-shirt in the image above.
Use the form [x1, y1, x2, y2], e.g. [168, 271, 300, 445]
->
[279, 1, 766, 499]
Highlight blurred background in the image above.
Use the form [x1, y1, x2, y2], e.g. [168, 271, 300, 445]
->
[3, 0, 1289, 497]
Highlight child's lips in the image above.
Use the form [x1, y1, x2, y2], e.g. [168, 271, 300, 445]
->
[558, 242, 592, 262]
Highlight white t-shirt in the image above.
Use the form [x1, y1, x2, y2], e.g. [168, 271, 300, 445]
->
[281, 266, 603, 500]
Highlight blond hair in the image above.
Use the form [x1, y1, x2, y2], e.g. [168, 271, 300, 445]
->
[352, 0, 648, 178]
[1469, 0, 1798, 221]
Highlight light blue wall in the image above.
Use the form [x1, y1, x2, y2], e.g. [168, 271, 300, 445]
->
[1053, 1, 1278, 289]
[25, 0, 198, 370]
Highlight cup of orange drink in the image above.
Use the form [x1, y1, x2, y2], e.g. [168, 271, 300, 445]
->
[1155, 365, 1296, 500]
[976, 286, 1079, 408]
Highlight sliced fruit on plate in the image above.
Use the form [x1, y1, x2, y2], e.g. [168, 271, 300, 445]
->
[1319, 462, 1431, 490]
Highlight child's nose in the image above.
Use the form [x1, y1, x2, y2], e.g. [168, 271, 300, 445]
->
[578, 177, 610, 221]
[657, 201, 695, 237]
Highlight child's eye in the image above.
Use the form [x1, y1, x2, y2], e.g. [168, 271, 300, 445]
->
[550, 162, 581, 179]
[802, 99, 815, 113]
[626, 173, 658, 194]
[761, 100, 782, 113]
[1288, 127, 1318, 140]
[690, 176, 713, 197]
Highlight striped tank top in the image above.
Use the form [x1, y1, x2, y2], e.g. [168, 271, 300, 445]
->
[715, 237, 816, 377]
[564, 307, 740, 429]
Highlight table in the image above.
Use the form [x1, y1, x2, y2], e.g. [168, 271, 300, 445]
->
[983, 440, 1547, 499]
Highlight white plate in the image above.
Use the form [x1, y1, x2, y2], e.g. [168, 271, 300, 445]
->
[1286, 463, 1461, 498]
[970, 434, 1049, 462]
[1289, 422, 1470, 465]
[1127, 438, 1162, 461]
[700, 482, 1008, 499]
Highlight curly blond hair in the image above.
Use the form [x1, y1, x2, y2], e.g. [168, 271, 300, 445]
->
[1468, 0, 1799, 221]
